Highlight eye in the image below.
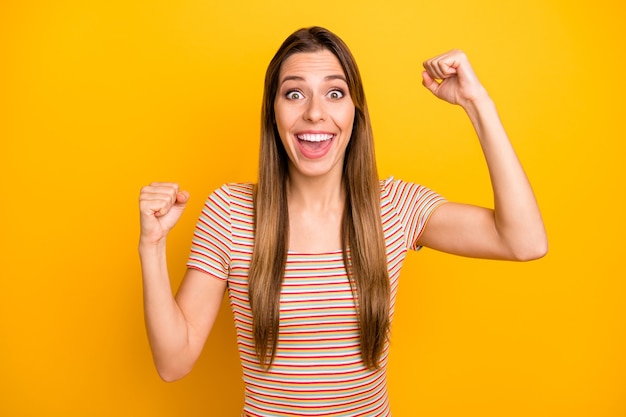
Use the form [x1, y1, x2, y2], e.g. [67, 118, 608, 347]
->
[328, 89, 345, 100]
[286, 90, 304, 100]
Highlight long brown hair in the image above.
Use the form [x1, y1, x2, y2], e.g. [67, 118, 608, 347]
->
[248, 26, 389, 370]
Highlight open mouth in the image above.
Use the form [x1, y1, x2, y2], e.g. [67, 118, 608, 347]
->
[296, 133, 334, 143]
[296, 133, 335, 158]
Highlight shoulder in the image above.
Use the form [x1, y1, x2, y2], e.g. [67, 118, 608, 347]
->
[379, 176, 434, 200]
[210, 182, 255, 203]
[214, 182, 254, 195]
[200, 183, 255, 219]
[380, 176, 446, 215]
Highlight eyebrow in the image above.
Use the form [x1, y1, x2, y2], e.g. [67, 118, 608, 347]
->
[280, 74, 348, 85]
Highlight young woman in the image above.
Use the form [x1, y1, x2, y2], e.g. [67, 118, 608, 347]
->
[138, 26, 547, 416]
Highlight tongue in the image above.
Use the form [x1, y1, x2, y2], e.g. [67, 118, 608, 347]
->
[300, 140, 327, 151]
[298, 137, 332, 159]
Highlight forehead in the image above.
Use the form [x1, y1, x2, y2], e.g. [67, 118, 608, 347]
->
[279, 49, 345, 80]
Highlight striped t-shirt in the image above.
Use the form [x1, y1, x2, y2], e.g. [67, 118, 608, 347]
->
[187, 177, 445, 417]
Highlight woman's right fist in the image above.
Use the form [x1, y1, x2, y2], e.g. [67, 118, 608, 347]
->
[139, 182, 190, 246]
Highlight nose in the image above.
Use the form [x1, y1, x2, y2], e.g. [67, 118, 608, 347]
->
[303, 96, 326, 122]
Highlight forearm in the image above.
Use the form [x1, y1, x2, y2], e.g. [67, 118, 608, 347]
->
[139, 241, 195, 380]
[463, 95, 547, 260]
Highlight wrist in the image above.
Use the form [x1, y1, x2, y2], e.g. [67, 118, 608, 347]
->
[139, 237, 167, 255]
[462, 91, 496, 123]
[461, 88, 492, 111]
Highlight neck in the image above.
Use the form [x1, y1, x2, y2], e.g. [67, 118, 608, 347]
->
[286, 169, 345, 212]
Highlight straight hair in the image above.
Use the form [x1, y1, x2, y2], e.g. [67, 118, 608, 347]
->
[248, 26, 390, 370]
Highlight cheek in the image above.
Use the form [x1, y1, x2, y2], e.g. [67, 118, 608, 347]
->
[342, 107, 356, 131]
[273, 113, 292, 150]
[274, 104, 296, 131]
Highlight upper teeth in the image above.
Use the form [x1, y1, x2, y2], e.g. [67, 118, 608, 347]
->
[297, 133, 333, 142]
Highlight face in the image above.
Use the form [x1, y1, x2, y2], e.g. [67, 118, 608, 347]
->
[274, 49, 355, 181]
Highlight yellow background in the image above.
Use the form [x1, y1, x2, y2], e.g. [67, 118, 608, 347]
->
[1, 0, 625, 415]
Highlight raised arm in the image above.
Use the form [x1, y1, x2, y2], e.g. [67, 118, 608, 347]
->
[416, 50, 547, 261]
[139, 183, 226, 381]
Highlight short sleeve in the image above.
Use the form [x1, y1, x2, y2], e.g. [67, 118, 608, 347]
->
[382, 177, 446, 251]
[186, 184, 233, 280]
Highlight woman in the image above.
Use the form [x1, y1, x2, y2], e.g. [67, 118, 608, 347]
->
[138, 26, 547, 416]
